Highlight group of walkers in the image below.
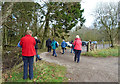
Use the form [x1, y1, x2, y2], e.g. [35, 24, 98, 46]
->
[46, 39, 68, 55]
[18, 30, 82, 80]
[46, 35, 82, 63]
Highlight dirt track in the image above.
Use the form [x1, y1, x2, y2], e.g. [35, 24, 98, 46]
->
[40, 50, 118, 82]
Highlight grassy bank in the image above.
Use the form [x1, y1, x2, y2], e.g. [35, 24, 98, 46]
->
[81, 46, 118, 57]
[4, 60, 67, 82]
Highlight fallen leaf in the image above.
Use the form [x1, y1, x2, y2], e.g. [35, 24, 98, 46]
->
[10, 75, 12, 78]
[33, 78, 36, 82]
[51, 74, 55, 77]
[43, 72, 45, 74]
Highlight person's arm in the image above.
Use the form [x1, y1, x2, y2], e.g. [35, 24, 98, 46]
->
[49, 41, 52, 46]
[50, 40, 52, 44]
[37, 39, 41, 43]
[61, 42, 62, 47]
[18, 41, 22, 48]
[33, 39, 36, 46]
[51, 43, 53, 46]
[73, 40, 76, 46]
[20, 38, 23, 46]
[80, 41, 82, 46]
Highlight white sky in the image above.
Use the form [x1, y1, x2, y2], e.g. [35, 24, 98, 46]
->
[81, 0, 119, 27]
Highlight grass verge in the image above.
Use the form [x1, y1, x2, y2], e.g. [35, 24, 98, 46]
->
[81, 46, 118, 57]
[3, 60, 67, 82]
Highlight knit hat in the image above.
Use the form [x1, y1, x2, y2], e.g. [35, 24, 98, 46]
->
[76, 35, 79, 38]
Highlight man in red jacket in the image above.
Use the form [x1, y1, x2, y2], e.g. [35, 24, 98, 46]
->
[73, 35, 82, 63]
[20, 30, 36, 80]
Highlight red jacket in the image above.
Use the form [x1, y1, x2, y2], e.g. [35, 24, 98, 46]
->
[73, 38, 82, 50]
[20, 35, 36, 56]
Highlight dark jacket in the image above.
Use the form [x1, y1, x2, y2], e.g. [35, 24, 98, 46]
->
[46, 39, 52, 47]
[35, 39, 41, 49]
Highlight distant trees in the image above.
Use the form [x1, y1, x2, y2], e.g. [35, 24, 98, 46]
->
[68, 2, 118, 47]
[68, 26, 102, 42]
[94, 2, 118, 47]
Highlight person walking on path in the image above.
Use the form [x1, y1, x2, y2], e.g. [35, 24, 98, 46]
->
[70, 40, 74, 53]
[34, 36, 42, 61]
[73, 35, 82, 63]
[20, 30, 36, 80]
[61, 39, 67, 54]
[46, 38, 52, 52]
[51, 38, 58, 57]
[71, 42, 75, 54]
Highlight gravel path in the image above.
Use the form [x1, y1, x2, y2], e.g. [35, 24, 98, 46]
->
[40, 50, 118, 82]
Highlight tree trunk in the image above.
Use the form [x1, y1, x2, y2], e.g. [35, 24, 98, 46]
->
[41, 10, 50, 49]
[54, 26, 56, 37]
[109, 34, 114, 47]
[33, 15, 37, 36]
[2, 3, 15, 25]
[5, 27, 8, 45]
[2, 26, 6, 50]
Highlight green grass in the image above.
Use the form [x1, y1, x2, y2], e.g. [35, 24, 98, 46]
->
[5, 61, 67, 82]
[82, 46, 118, 57]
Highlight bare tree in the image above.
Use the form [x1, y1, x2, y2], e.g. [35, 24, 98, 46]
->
[94, 2, 118, 47]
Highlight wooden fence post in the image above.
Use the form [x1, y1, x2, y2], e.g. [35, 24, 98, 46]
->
[93, 44, 95, 51]
[87, 42, 90, 52]
[103, 41, 105, 48]
[96, 44, 97, 50]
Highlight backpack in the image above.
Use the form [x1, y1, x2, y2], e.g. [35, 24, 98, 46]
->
[65, 43, 67, 47]
[55, 42, 58, 48]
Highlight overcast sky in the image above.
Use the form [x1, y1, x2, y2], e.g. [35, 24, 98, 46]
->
[81, 0, 119, 28]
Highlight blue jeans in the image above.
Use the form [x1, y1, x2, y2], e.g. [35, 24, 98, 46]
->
[71, 48, 73, 53]
[53, 49, 57, 56]
[74, 50, 81, 63]
[71, 48, 75, 53]
[22, 56, 34, 79]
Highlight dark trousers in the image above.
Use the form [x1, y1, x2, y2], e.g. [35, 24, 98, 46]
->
[62, 47, 65, 54]
[22, 56, 34, 79]
[53, 49, 57, 56]
[48, 46, 51, 52]
[74, 50, 81, 63]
